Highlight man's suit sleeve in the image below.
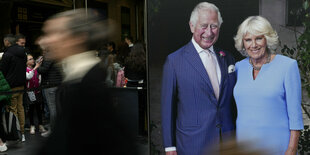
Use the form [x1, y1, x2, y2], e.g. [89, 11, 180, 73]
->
[161, 56, 177, 148]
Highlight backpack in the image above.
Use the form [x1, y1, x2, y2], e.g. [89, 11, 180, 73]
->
[2, 110, 21, 140]
[115, 67, 126, 87]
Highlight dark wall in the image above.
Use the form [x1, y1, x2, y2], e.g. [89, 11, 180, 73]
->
[0, 1, 13, 51]
[147, 0, 259, 154]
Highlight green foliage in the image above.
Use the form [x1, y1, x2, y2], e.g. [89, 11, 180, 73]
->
[282, 1, 310, 154]
[299, 125, 310, 154]
[281, 0, 310, 97]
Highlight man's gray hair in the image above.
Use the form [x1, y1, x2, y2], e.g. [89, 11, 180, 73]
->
[190, 2, 223, 27]
[3, 34, 16, 45]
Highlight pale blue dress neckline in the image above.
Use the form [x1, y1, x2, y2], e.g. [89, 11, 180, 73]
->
[248, 54, 278, 81]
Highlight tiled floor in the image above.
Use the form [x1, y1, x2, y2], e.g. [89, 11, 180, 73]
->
[0, 131, 46, 155]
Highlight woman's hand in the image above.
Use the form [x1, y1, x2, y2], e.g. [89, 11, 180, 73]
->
[285, 147, 297, 155]
[285, 130, 301, 155]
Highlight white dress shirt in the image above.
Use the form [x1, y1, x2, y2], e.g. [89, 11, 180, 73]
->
[61, 51, 101, 82]
[192, 37, 221, 83]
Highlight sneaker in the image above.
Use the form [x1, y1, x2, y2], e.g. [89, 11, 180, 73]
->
[0, 143, 7, 152]
[30, 125, 35, 134]
[41, 130, 51, 137]
[21, 134, 25, 142]
[39, 125, 47, 133]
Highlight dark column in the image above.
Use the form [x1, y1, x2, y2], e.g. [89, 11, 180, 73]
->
[74, 0, 85, 8]
[0, 1, 13, 49]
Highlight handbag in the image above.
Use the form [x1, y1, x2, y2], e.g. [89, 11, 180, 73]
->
[27, 91, 36, 102]
[26, 91, 43, 105]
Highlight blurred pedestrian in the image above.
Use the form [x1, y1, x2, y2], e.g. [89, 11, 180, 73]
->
[36, 45, 63, 137]
[35, 8, 136, 155]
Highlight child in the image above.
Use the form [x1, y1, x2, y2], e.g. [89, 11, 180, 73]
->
[26, 54, 46, 135]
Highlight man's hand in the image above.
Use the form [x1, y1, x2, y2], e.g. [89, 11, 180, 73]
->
[166, 151, 177, 155]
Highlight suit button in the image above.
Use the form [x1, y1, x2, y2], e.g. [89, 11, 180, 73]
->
[216, 124, 221, 128]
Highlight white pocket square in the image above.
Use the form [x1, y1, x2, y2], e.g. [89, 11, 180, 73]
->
[228, 65, 235, 73]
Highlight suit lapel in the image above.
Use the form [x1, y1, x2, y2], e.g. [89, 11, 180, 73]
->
[183, 42, 214, 97]
[214, 47, 227, 97]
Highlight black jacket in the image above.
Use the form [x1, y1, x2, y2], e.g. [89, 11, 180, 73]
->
[37, 63, 137, 155]
[37, 59, 63, 87]
[0, 44, 26, 88]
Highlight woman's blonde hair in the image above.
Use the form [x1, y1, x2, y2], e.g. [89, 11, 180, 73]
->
[234, 16, 279, 56]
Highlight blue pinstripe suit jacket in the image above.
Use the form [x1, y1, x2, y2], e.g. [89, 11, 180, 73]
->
[161, 41, 237, 155]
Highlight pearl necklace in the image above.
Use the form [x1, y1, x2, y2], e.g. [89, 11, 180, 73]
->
[249, 53, 271, 71]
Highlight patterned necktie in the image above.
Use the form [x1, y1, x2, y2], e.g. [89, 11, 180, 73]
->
[205, 49, 219, 100]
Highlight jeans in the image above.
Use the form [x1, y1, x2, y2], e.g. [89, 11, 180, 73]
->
[43, 87, 57, 131]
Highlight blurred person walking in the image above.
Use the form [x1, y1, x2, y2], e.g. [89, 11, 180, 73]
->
[36, 45, 62, 137]
[35, 8, 137, 155]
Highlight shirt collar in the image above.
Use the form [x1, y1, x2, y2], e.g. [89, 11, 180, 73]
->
[61, 51, 100, 82]
[191, 37, 215, 54]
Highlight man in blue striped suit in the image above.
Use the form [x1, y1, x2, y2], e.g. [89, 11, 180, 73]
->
[161, 2, 237, 155]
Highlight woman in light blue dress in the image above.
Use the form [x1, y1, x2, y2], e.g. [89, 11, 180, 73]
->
[233, 16, 304, 155]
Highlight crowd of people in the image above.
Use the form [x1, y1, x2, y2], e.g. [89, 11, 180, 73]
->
[100, 37, 147, 88]
[0, 33, 63, 152]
